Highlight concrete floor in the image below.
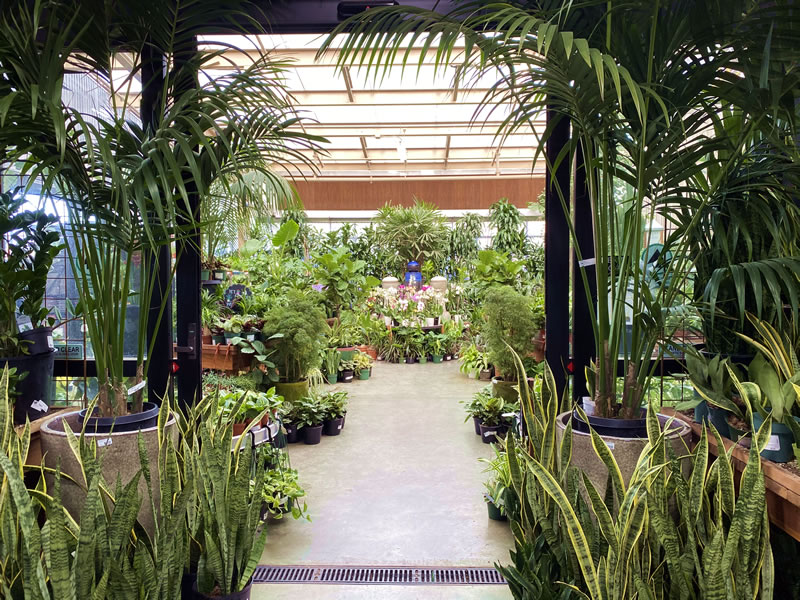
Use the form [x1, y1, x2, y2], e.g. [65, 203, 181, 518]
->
[255, 360, 513, 599]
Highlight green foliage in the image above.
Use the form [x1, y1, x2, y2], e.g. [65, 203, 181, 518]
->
[489, 199, 527, 258]
[294, 395, 326, 428]
[319, 390, 349, 420]
[472, 249, 525, 293]
[313, 247, 381, 317]
[681, 352, 743, 417]
[0, 190, 63, 355]
[482, 286, 539, 381]
[447, 213, 483, 277]
[458, 342, 490, 376]
[375, 199, 447, 264]
[259, 452, 309, 521]
[261, 292, 327, 382]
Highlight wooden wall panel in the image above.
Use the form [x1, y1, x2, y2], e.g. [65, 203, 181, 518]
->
[294, 177, 545, 210]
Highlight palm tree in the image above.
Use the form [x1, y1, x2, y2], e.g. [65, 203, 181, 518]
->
[321, 0, 800, 418]
[0, 0, 325, 416]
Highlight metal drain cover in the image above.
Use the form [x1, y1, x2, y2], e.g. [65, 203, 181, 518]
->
[252, 565, 506, 586]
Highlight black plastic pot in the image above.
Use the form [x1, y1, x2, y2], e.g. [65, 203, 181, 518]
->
[479, 423, 508, 444]
[19, 327, 54, 355]
[194, 578, 252, 600]
[303, 424, 323, 445]
[340, 369, 354, 383]
[323, 416, 344, 436]
[0, 350, 56, 425]
[571, 409, 648, 439]
[284, 422, 300, 443]
[78, 401, 160, 434]
[472, 415, 482, 435]
[405, 355, 416, 364]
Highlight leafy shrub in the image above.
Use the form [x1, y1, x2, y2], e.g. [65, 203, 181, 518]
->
[482, 286, 538, 381]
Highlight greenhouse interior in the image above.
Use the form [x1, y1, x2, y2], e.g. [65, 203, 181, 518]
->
[1, 1, 799, 599]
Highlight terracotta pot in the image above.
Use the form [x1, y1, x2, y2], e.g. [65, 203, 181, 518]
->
[232, 419, 253, 436]
[356, 345, 378, 360]
[532, 329, 546, 362]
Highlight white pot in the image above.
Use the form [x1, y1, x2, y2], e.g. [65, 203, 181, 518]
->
[383, 316, 392, 326]
[425, 317, 435, 327]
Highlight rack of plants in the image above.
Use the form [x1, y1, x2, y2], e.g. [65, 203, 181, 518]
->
[201, 343, 251, 373]
[662, 407, 800, 542]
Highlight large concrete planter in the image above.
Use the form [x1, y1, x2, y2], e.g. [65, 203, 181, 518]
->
[556, 411, 692, 498]
[40, 409, 177, 533]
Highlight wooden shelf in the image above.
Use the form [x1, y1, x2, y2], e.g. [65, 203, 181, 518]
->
[661, 407, 800, 541]
[202, 343, 251, 373]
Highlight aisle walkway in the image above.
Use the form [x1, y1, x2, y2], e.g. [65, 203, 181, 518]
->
[254, 360, 513, 599]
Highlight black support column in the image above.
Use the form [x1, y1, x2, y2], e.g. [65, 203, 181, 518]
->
[544, 107, 571, 398]
[571, 143, 596, 403]
[142, 46, 174, 404]
[174, 37, 202, 409]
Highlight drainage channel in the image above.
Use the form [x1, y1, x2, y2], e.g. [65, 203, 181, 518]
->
[252, 565, 507, 586]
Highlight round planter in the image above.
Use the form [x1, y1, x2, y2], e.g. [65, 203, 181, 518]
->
[706, 404, 732, 439]
[479, 423, 508, 444]
[211, 334, 225, 345]
[405, 355, 416, 364]
[485, 497, 507, 521]
[19, 326, 54, 355]
[78, 401, 160, 434]
[303, 424, 323, 445]
[326, 372, 338, 385]
[472, 415, 482, 435]
[571, 409, 648, 439]
[339, 370, 354, 383]
[557, 411, 691, 499]
[274, 380, 309, 405]
[323, 416, 344, 436]
[232, 419, 254, 436]
[194, 578, 252, 600]
[0, 350, 55, 424]
[753, 413, 794, 463]
[356, 344, 378, 360]
[212, 269, 226, 281]
[431, 355, 443, 364]
[337, 347, 356, 362]
[358, 369, 370, 380]
[418, 356, 428, 364]
[491, 378, 519, 404]
[284, 422, 300, 443]
[40, 409, 177, 534]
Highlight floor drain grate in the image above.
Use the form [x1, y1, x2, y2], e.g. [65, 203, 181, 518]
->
[252, 565, 506, 586]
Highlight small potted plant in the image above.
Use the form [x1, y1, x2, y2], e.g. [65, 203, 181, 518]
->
[429, 332, 447, 363]
[338, 359, 356, 383]
[279, 401, 302, 443]
[479, 445, 514, 521]
[321, 389, 349, 436]
[462, 386, 492, 435]
[296, 394, 326, 444]
[222, 314, 248, 344]
[324, 348, 341, 384]
[353, 351, 373, 380]
[255, 448, 310, 521]
[477, 395, 513, 444]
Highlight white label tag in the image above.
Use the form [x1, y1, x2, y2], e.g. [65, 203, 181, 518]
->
[579, 258, 596, 267]
[46, 335, 54, 350]
[247, 334, 255, 341]
[127, 380, 147, 395]
[764, 435, 781, 451]
[16, 314, 33, 332]
[31, 400, 48, 413]
[97, 438, 113, 447]
[605, 441, 615, 450]
[338, 425, 342, 430]
[483, 430, 497, 437]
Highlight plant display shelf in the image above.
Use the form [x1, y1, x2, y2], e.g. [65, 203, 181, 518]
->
[231, 420, 280, 451]
[662, 407, 800, 542]
[201, 343, 251, 373]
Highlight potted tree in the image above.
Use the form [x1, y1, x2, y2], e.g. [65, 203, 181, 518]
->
[0, 191, 62, 424]
[482, 286, 538, 404]
[261, 291, 327, 405]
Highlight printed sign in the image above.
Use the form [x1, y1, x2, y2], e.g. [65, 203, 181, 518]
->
[53, 342, 84, 360]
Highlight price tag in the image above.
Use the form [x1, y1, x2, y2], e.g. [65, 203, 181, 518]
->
[31, 400, 49, 413]
[247, 334, 255, 341]
[578, 258, 596, 268]
[127, 380, 147, 395]
[764, 435, 781, 451]
[47, 335, 54, 350]
[97, 438, 113, 448]
[16, 314, 33, 332]
[605, 441, 616, 450]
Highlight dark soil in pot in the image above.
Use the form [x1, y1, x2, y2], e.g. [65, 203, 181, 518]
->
[303, 424, 323, 445]
[78, 401, 160, 434]
[480, 423, 508, 444]
[571, 409, 648, 439]
[323, 416, 344, 436]
[284, 422, 300, 443]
